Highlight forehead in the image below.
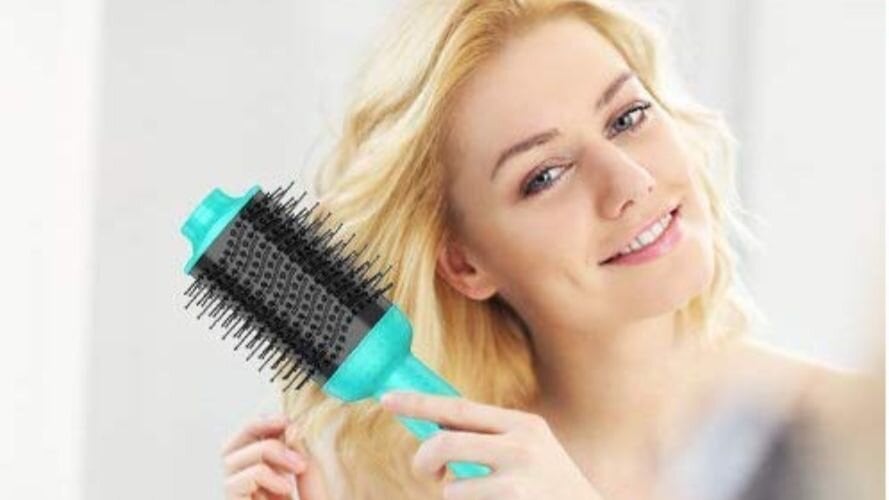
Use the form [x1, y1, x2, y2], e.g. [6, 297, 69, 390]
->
[445, 16, 630, 162]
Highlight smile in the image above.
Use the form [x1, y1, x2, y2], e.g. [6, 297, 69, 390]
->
[600, 205, 683, 266]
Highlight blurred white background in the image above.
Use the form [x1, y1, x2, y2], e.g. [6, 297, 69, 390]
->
[1, 0, 884, 498]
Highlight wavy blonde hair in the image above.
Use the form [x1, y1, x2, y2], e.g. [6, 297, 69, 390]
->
[280, 0, 760, 497]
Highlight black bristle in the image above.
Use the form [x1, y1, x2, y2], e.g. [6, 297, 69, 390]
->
[183, 185, 395, 392]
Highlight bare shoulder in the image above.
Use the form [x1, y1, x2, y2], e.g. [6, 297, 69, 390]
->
[730, 337, 855, 373]
[724, 337, 870, 414]
[721, 338, 883, 499]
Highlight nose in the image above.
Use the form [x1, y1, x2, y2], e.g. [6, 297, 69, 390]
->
[588, 145, 655, 220]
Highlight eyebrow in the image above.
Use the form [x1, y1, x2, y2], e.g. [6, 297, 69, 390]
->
[490, 69, 636, 181]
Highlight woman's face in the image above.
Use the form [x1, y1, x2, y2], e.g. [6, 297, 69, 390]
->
[437, 17, 715, 334]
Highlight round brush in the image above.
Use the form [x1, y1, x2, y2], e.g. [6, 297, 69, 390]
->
[180, 182, 491, 479]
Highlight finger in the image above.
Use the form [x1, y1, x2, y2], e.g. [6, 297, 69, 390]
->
[258, 466, 298, 500]
[252, 477, 294, 500]
[413, 430, 504, 480]
[381, 392, 520, 433]
[221, 414, 290, 455]
[442, 475, 511, 500]
[259, 463, 299, 500]
[223, 437, 306, 475]
[295, 443, 330, 500]
[224, 462, 293, 498]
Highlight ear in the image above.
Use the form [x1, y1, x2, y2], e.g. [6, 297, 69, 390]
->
[435, 237, 498, 301]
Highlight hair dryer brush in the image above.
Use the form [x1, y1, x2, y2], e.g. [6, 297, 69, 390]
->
[179, 182, 491, 479]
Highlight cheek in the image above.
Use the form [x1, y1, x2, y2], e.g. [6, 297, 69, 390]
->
[491, 214, 586, 278]
[640, 112, 699, 180]
[667, 191, 718, 304]
[668, 165, 718, 292]
[683, 218, 716, 291]
[480, 205, 591, 305]
[492, 183, 590, 250]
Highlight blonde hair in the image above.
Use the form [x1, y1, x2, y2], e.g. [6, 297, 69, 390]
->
[280, 1, 761, 497]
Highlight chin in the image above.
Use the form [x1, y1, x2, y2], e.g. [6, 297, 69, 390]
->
[616, 237, 716, 321]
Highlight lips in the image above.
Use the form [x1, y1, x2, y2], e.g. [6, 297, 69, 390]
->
[599, 204, 682, 265]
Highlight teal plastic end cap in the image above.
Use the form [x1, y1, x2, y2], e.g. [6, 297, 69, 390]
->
[181, 184, 261, 274]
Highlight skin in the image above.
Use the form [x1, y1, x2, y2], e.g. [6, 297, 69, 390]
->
[221, 414, 329, 500]
[221, 15, 852, 500]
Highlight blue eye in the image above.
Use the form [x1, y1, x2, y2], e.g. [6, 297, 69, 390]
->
[519, 101, 652, 199]
[522, 164, 570, 197]
[607, 101, 652, 138]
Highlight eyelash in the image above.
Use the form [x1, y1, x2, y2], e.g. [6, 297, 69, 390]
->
[521, 100, 653, 198]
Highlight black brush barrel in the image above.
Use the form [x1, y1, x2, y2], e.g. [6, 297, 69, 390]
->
[183, 185, 393, 391]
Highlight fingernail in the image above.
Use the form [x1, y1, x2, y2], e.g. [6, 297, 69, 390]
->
[381, 392, 402, 407]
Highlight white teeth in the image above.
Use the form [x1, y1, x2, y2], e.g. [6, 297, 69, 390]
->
[615, 211, 673, 257]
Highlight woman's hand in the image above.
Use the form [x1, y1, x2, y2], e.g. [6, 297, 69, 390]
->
[380, 392, 603, 500]
[221, 413, 330, 500]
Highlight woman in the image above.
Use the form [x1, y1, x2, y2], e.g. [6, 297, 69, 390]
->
[220, 1, 856, 499]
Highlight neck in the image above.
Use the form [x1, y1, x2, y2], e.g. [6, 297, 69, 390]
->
[527, 312, 721, 457]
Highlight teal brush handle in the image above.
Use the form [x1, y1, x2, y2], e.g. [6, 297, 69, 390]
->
[323, 306, 492, 479]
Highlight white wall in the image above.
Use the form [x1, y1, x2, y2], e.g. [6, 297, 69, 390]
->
[1, 0, 100, 498]
[740, 1, 884, 369]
